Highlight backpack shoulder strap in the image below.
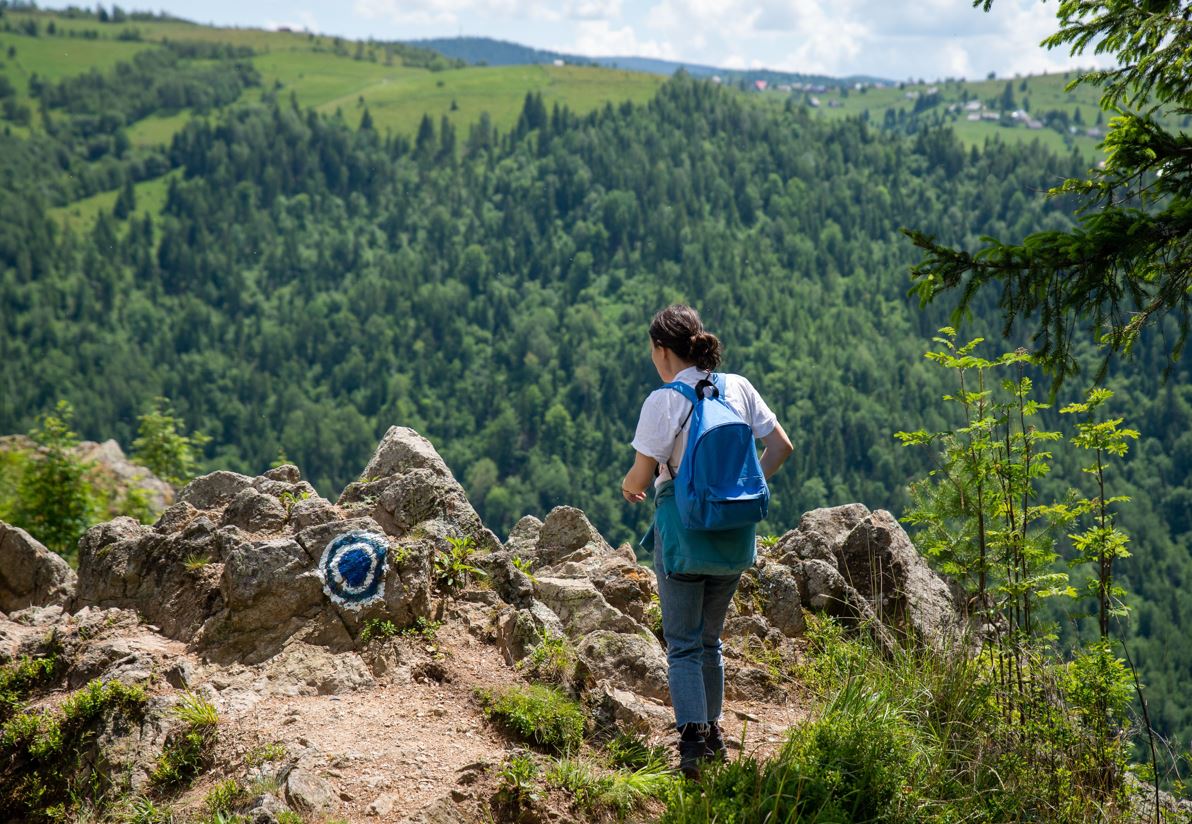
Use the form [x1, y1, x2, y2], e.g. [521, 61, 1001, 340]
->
[661, 381, 699, 478]
[662, 381, 698, 404]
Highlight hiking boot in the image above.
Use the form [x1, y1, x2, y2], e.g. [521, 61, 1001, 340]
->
[705, 720, 727, 761]
[677, 723, 707, 781]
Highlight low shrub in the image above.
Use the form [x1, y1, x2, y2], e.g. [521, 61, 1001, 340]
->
[203, 778, 243, 816]
[666, 613, 1153, 824]
[478, 684, 585, 754]
[434, 535, 486, 594]
[606, 732, 670, 771]
[0, 678, 147, 821]
[496, 751, 540, 807]
[244, 741, 287, 767]
[358, 618, 399, 644]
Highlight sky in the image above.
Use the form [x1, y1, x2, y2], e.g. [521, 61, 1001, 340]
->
[62, 0, 1112, 81]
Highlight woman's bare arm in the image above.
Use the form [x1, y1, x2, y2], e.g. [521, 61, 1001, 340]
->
[622, 451, 657, 503]
[759, 422, 794, 479]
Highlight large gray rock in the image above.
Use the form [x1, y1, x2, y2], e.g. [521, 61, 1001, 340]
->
[480, 550, 535, 608]
[540, 541, 657, 627]
[155, 501, 199, 534]
[758, 563, 805, 638]
[201, 536, 324, 663]
[505, 515, 543, 558]
[284, 766, 338, 815]
[591, 680, 671, 734]
[0, 521, 76, 613]
[338, 430, 499, 551]
[76, 516, 224, 641]
[357, 426, 454, 482]
[494, 600, 568, 666]
[576, 630, 669, 703]
[177, 470, 254, 510]
[534, 506, 613, 567]
[76, 439, 175, 513]
[774, 504, 871, 566]
[836, 510, 961, 647]
[534, 577, 647, 640]
[221, 487, 287, 533]
[74, 428, 499, 665]
[288, 495, 337, 532]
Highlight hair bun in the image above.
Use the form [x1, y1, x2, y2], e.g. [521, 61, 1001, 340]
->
[689, 331, 722, 371]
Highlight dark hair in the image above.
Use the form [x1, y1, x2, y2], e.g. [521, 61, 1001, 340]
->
[650, 304, 722, 372]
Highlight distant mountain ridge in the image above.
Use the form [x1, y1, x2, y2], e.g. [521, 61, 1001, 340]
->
[404, 36, 891, 88]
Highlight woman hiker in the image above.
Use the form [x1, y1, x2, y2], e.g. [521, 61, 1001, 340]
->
[621, 304, 793, 780]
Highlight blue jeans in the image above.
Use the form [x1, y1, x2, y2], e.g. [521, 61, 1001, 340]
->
[653, 550, 742, 729]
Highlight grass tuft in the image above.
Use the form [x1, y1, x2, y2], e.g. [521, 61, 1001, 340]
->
[517, 626, 575, 685]
[477, 684, 585, 755]
[151, 691, 219, 788]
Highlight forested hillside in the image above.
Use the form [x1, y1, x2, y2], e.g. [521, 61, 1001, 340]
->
[2, 6, 1191, 770]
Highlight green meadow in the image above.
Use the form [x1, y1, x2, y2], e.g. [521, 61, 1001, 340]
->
[47, 171, 177, 232]
[1, 7, 1123, 224]
[306, 63, 664, 136]
[791, 71, 1111, 157]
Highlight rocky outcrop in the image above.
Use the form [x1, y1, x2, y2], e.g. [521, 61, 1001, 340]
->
[76, 438, 175, 513]
[0, 521, 77, 613]
[760, 504, 959, 651]
[41, 423, 957, 739]
[575, 630, 669, 702]
[776, 504, 871, 566]
[337, 427, 500, 551]
[0, 435, 174, 516]
[836, 509, 961, 647]
[74, 430, 501, 664]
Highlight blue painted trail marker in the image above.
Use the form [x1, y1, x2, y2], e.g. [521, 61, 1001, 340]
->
[317, 530, 389, 610]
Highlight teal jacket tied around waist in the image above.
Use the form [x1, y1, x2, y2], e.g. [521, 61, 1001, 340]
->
[641, 480, 757, 576]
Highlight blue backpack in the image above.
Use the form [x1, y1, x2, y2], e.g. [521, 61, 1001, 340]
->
[663, 374, 770, 531]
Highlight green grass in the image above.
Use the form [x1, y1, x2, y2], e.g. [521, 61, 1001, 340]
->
[2, 13, 662, 147]
[0, 655, 59, 722]
[546, 755, 676, 817]
[126, 109, 195, 147]
[662, 615, 1151, 824]
[203, 778, 243, 817]
[244, 741, 287, 767]
[792, 72, 1114, 159]
[312, 64, 663, 137]
[48, 171, 177, 232]
[478, 684, 586, 755]
[255, 49, 403, 109]
[0, 29, 156, 81]
[151, 691, 219, 788]
[0, 678, 148, 821]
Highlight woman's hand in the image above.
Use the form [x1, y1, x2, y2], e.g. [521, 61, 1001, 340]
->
[622, 451, 657, 504]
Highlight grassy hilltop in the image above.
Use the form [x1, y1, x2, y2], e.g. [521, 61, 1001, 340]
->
[0, 5, 1118, 232]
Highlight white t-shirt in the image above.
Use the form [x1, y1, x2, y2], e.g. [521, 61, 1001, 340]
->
[632, 366, 778, 487]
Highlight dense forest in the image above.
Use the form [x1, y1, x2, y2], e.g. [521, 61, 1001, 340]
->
[2, 23, 1192, 764]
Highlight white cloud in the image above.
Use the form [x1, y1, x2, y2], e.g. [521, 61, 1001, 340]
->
[634, 0, 1113, 80]
[353, 0, 622, 28]
[344, 0, 1114, 80]
[570, 0, 622, 21]
[570, 19, 676, 58]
